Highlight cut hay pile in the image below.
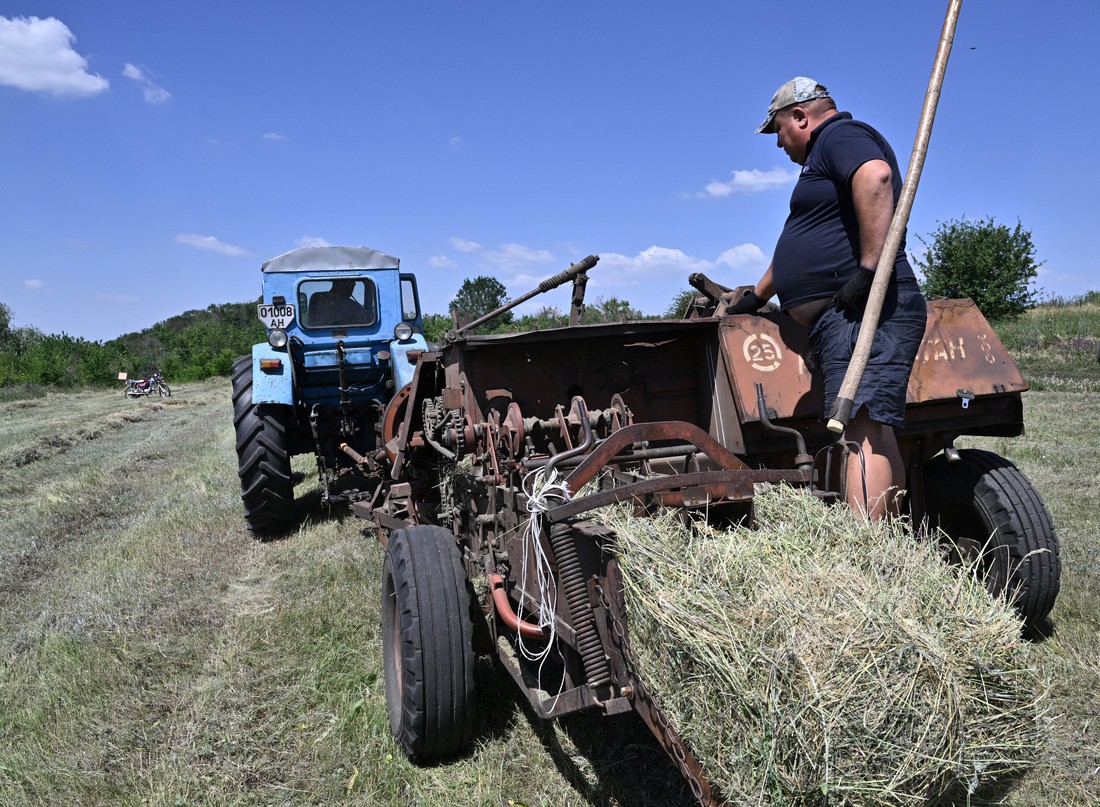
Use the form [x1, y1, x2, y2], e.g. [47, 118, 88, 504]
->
[599, 485, 1045, 806]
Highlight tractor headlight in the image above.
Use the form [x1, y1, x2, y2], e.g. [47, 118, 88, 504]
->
[268, 328, 289, 348]
[393, 322, 414, 342]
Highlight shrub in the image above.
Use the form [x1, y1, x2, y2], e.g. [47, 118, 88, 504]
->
[916, 217, 1041, 320]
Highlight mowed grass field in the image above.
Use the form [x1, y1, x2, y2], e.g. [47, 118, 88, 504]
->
[1, 305, 1098, 806]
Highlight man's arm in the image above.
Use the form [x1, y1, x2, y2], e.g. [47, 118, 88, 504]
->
[850, 158, 895, 269]
[721, 261, 775, 314]
[830, 158, 895, 317]
[754, 262, 776, 301]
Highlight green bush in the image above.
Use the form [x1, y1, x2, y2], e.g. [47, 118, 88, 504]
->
[916, 217, 1041, 320]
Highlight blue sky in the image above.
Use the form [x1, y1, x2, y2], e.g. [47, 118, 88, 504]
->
[2, 1, 1097, 342]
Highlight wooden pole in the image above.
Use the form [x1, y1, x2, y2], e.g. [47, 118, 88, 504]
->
[827, 0, 963, 433]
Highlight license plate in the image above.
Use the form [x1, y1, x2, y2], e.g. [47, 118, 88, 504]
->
[257, 303, 295, 329]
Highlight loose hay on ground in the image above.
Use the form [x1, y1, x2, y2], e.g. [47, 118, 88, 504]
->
[597, 485, 1044, 806]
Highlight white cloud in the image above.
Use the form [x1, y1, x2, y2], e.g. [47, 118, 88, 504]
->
[450, 237, 482, 253]
[594, 246, 712, 286]
[715, 243, 768, 270]
[23, 278, 44, 289]
[581, 244, 766, 300]
[0, 15, 108, 97]
[174, 233, 251, 257]
[122, 62, 171, 104]
[449, 136, 463, 148]
[143, 85, 171, 104]
[696, 167, 797, 198]
[435, 239, 557, 288]
[263, 132, 286, 141]
[296, 236, 331, 248]
[428, 254, 457, 269]
[482, 243, 556, 273]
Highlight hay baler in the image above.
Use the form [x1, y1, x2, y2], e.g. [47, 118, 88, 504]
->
[353, 256, 1060, 805]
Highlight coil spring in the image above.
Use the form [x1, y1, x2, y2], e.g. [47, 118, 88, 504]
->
[548, 521, 611, 688]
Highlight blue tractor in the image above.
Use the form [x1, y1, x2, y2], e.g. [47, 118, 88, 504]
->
[231, 246, 429, 535]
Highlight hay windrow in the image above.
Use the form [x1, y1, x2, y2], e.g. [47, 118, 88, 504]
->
[597, 485, 1044, 806]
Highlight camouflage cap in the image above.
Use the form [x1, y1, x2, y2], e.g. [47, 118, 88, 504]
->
[755, 77, 831, 134]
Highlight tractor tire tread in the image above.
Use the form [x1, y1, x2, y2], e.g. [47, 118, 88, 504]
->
[231, 355, 296, 536]
[924, 448, 1060, 626]
[384, 525, 477, 761]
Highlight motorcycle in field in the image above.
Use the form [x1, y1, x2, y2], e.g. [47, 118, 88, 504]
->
[122, 372, 171, 398]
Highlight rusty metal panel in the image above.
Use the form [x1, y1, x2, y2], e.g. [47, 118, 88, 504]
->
[721, 298, 1026, 425]
[451, 319, 719, 428]
[706, 341, 747, 453]
[720, 313, 821, 422]
[441, 385, 464, 410]
[908, 298, 1027, 403]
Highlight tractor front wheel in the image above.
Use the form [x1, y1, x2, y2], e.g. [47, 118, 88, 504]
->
[923, 448, 1060, 628]
[231, 355, 296, 536]
[382, 524, 477, 761]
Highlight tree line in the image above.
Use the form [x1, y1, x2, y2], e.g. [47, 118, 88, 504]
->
[0, 217, 1066, 394]
[0, 300, 266, 393]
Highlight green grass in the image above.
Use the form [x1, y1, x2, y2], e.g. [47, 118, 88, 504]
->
[954, 390, 1100, 806]
[993, 295, 1100, 391]
[0, 381, 688, 806]
[1, 298, 1098, 806]
[0, 383, 48, 403]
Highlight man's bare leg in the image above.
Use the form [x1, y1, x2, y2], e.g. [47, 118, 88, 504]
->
[843, 409, 905, 520]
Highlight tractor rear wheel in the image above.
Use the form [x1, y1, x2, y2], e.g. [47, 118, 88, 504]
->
[231, 355, 297, 536]
[382, 524, 477, 761]
[923, 448, 1060, 627]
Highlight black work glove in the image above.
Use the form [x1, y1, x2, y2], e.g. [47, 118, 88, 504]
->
[721, 286, 766, 316]
[832, 267, 876, 317]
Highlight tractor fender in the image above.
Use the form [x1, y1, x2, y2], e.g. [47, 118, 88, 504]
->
[250, 343, 294, 405]
[390, 333, 429, 391]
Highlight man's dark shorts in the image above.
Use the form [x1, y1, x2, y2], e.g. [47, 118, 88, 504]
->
[807, 279, 927, 429]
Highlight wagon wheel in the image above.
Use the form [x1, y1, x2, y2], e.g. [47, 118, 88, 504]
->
[382, 524, 478, 761]
[923, 448, 1060, 627]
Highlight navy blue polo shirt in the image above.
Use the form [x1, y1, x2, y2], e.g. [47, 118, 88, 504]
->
[771, 112, 915, 310]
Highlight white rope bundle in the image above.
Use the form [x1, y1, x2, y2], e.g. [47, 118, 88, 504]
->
[515, 467, 570, 665]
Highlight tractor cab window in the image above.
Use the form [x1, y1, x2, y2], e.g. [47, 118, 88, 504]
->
[300, 278, 377, 328]
[400, 277, 420, 321]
